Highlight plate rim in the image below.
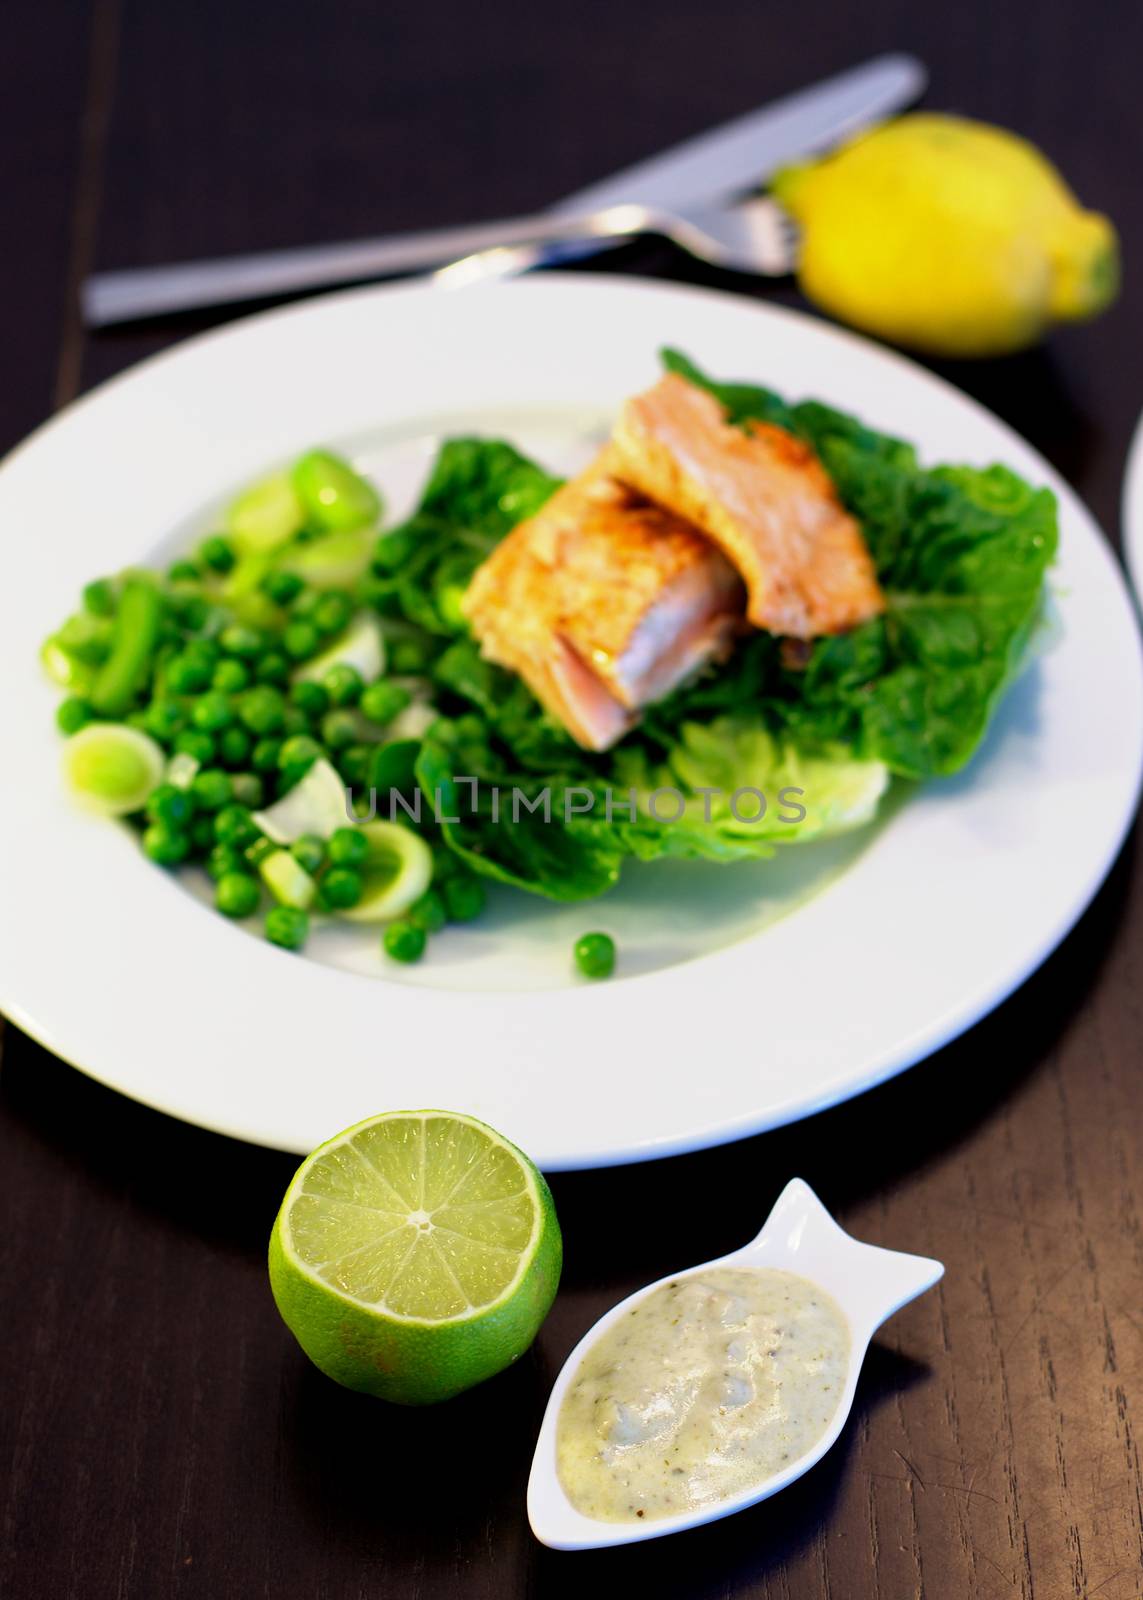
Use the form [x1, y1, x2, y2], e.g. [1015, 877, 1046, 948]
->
[1, 272, 1140, 1169]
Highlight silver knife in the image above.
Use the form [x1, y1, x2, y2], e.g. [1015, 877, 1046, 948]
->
[82, 53, 925, 327]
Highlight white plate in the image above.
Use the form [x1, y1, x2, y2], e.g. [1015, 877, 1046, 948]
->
[0, 276, 1139, 1169]
[1123, 408, 1143, 601]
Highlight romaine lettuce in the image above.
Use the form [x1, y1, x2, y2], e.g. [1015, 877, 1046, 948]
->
[386, 354, 1055, 897]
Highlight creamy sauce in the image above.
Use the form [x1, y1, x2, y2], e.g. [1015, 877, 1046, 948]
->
[556, 1267, 850, 1523]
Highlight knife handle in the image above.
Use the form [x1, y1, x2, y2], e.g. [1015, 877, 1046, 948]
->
[82, 207, 650, 327]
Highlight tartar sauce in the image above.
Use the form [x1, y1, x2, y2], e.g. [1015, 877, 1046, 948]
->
[556, 1267, 850, 1523]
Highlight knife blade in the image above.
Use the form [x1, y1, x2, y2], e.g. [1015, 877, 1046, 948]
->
[551, 52, 925, 215]
[434, 51, 923, 285]
[83, 53, 925, 327]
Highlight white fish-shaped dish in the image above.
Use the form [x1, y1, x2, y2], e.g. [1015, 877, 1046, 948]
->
[528, 1177, 943, 1549]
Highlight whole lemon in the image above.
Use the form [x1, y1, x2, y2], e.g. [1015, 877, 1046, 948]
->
[772, 114, 1118, 357]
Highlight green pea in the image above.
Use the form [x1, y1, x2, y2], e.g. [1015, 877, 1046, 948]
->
[290, 588, 321, 618]
[278, 734, 323, 772]
[360, 680, 411, 726]
[218, 726, 252, 768]
[190, 768, 233, 813]
[255, 650, 290, 686]
[326, 827, 368, 868]
[318, 867, 362, 911]
[387, 636, 434, 675]
[408, 889, 446, 934]
[174, 728, 216, 766]
[214, 804, 259, 848]
[574, 931, 615, 980]
[323, 664, 362, 707]
[265, 905, 309, 951]
[261, 569, 304, 606]
[57, 696, 94, 736]
[215, 871, 260, 919]
[199, 534, 237, 574]
[282, 619, 320, 660]
[337, 743, 372, 788]
[321, 709, 359, 750]
[292, 449, 381, 533]
[230, 772, 264, 809]
[383, 919, 426, 964]
[207, 844, 246, 882]
[443, 874, 486, 924]
[191, 691, 235, 733]
[146, 783, 195, 829]
[290, 680, 329, 720]
[313, 592, 352, 637]
[82, 577, 118, 617]
[166, 560, 200, 586]
[184, 637, 219, 668]
[291, 834, 326, 875]
[371, 528, 416, 572]
[238, 685, 286, 736]
[252, 737, 283, 773]
[142, 824, 190, 867]
[219, 624, 264, 659]
[176, 594, 212, 633]
[166, 654, 212, 696]
[212, 658, 250, 694]
[141, 699, 185, 745]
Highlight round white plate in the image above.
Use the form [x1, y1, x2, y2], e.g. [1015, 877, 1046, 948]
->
[1123, 408, 1143, 601]
[0, 276, 1140, 1169]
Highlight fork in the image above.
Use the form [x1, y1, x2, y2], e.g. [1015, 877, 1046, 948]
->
[82, 197, 801, 327]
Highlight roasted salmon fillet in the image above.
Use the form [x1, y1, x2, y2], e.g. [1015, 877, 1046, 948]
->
[462, 454, 745, 751]
[610, 373, 885, 638]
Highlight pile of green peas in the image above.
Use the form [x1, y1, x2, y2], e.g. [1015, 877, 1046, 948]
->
[48, 440, 618, 978]
[49, 525, 486, 963]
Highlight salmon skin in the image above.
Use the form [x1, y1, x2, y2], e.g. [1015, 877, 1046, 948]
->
[461, 454, 744, 752]
[611, 374, 885, 638]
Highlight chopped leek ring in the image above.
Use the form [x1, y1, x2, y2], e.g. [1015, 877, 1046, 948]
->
[338, 822, 432, 923]
[252, 758, 348, 843]
[293, 614, 384, 685]
[63, 723, 165, 816]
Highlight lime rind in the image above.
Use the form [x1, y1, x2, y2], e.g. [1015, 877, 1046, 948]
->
[270, 1110, 561, 1403]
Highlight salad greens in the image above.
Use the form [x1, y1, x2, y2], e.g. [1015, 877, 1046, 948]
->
[44, 353, 1057, 964]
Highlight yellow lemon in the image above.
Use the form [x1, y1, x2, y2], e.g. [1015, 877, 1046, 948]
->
[772, 114, 1118, 357]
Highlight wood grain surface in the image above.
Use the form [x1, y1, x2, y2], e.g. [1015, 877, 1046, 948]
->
[2, 2, 1141, 1596]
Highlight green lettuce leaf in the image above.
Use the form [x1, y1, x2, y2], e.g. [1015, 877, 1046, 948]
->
[415, 710, 887, 893]
[659, 350, 1057, 777]
[415, 731, 622, 901]
[386, 439, 561, 635]
[386, 351, 1055, 900]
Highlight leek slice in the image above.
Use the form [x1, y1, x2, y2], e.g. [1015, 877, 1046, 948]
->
[337, 822, 432, 923]
[252, 758, 349, 843]
[63, 723, 165, 816]
[293, 614, 384, 685]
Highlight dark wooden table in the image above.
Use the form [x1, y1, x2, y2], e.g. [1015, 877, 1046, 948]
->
[3, 3, 1142, 1595]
